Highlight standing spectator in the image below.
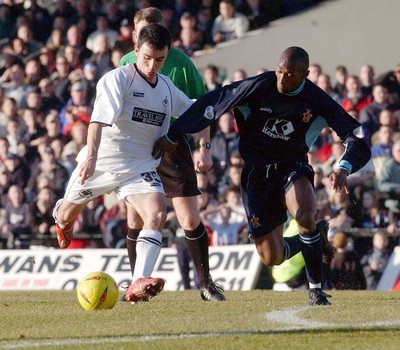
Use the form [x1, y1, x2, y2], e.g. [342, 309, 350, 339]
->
[360, 231, 391, 290]
[329, 231, 366, 290]
[359, 83, 391, 145]
[212, 0, 249, 44]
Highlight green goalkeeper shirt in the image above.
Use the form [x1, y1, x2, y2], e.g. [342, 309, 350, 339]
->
[119, 47, 205, 100]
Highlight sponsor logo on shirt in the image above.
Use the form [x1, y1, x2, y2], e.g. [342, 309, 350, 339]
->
[133, 91, 144, 97]
[262, 118, 294, 141]
[132, 108, 166, 127]
[204, 106, 214, 120]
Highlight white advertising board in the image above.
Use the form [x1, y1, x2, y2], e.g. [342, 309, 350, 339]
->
[0, 245, 262, 291]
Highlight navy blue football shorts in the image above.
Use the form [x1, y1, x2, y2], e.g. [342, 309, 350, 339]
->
[241, 160, 314, 239]
[157, 134, 201, 198]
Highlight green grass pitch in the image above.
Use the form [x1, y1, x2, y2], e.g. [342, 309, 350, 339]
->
[1, 290, 400, 349]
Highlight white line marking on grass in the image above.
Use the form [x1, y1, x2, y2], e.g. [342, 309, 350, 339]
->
[2, 308, 400, 349]
[265, 306, 400, 330]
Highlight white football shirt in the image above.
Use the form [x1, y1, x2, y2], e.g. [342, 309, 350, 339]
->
[76, 64, 193, 173]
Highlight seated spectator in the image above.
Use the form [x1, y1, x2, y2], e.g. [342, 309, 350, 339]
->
[359, 64, 375, 97]
[6, 118, 25, 157]
[377, 139, 400, 225]
[86, 33, 114, 81]
[329, 231, 366, 290]
[370, 124, 394, 178]
[203, 64, 222, 92]
[173, 12, 204, 56]
[27, 144, 69, 200]
[359, 83, 391, 145]
[86, 13, 119, 54]
[360, 231, 392, 290]
[316, 73, 341, 103]
[1, 62, 34, 109]
[71, 197, 105, 248]
[0, 96, 17, 137]
[20, 108, 47, 164]
[374, 63, 400, 108]
[61, 121, 88, 173]
[38, 77, 64, 112]
[99, 199, 128, 248]
[341, 75, 372, 113]
[237, 0, 271, 30]
[307, 63, 322, 84]
[200, 202, 247, 246]
[196, 6, 214, 47]
[59, 80, 91, 137]
[333, 65, 348, 99]
[1, 184, 33, 249]
[30, 186, 57, 247]
[351, 189, 390, 229]
[212, 0, 249, 44]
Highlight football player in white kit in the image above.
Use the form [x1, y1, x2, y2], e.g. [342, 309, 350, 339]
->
[52, 24, 194, 303]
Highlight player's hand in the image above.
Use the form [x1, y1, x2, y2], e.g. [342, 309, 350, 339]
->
[328, 169, 349, 194]
[194, 147, 213, 173]
[78, 158, 96, 185]
[152, 135, 177, 160]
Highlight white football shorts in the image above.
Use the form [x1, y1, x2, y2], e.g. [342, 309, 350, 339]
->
[63, 166, 165, 204]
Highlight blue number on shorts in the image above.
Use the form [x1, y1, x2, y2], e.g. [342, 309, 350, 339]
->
[141, 171, 162, 184]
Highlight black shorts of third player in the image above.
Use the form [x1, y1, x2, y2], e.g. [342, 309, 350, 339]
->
[157, 133, 201, 198]
[241, 159, 315, 239]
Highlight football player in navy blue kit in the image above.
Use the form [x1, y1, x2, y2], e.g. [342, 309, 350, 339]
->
[153, 46, 371, 305]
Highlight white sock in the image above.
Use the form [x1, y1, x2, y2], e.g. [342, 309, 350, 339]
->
[309, 283, 321, 289]
[133, 229, 162, 280]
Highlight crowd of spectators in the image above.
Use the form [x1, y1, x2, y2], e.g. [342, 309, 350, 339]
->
[0, 0, 399, 290]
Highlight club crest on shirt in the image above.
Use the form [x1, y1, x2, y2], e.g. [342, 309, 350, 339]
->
[302, 109, 312, 122]
[250, 214, 261, 228]
[162, 96, 169, 107]
[204, 105, 215, 120]
[133, 91, 144, 97]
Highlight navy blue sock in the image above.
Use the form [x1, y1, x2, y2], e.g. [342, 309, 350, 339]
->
[299, 228, 323, 285]
[282, 235, 302, 261]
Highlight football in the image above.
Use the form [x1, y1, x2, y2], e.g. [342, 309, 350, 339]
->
[77, 271, 119, 311]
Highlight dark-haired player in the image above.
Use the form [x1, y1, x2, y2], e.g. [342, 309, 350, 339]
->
[120, 7, 225, 301]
